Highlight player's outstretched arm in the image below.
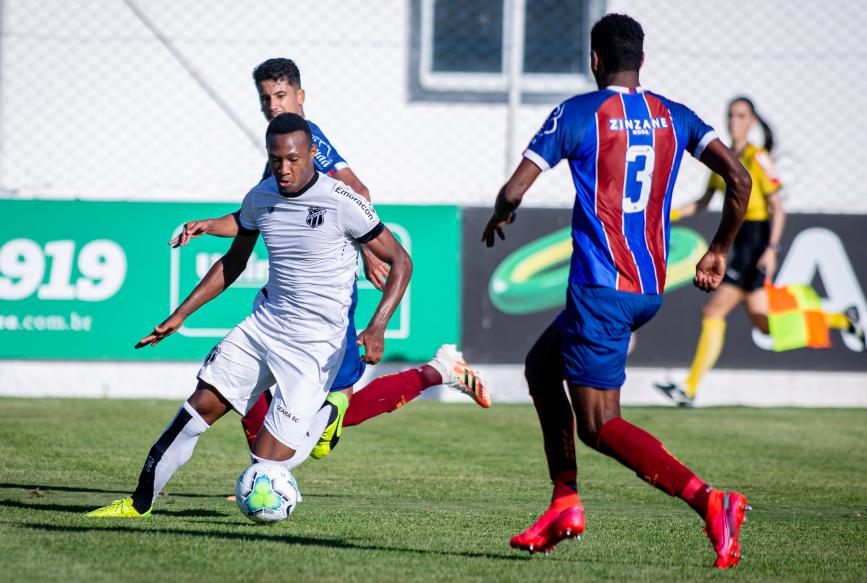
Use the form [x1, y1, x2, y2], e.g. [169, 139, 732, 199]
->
[482, 159, 541, 247]
[693, 139, 752, 292]
[756, 192, 785, 281]
[356, 227, 412, 364]
[168, 211, 241, 248]
[137, 231, 259, 348]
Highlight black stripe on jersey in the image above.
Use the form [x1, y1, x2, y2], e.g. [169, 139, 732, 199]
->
[356, 221, 385, 244]
[130, 407, 193, 513]
[279, 171, 319, 199]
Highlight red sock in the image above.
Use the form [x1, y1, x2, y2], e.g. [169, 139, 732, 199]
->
[240, 391, 272, 451]
[597, 417, 712, 518]
[343, 365, 442, 427]
[550, 471, 581, 510]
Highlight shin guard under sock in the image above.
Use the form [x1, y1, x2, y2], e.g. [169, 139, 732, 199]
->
[342, 365, 442, 427]
[597, 417, 711, 517]
[131, 401, 209, 513]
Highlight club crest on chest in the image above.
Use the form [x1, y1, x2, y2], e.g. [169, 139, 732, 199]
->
[306, 207, 326, 228]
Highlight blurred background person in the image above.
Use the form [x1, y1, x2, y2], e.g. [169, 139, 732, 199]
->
[655, 97, 864, 407]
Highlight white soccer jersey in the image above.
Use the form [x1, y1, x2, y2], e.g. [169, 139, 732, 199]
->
[237, 172, 383, 341]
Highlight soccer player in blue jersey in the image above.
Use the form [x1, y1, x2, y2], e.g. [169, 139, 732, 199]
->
[172, 58, 488, 460]
[482, 14, 753, 568]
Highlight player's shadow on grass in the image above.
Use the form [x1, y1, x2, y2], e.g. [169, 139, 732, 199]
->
[0, 482, 224, 499]
[0, 499, 230, 518]
[14, 523, 540, 562]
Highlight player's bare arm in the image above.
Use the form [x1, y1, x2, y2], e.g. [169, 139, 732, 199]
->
[169, 211, 241, 248]
[137, 230, 259, 348]
[756, 192, 785, 280]
[694, 138, 752, 292]
[482, 159, 542, 247]
[355, 226, 412, 364]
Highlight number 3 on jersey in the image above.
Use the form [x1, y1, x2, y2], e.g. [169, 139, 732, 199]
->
[623, 145, 655, 213]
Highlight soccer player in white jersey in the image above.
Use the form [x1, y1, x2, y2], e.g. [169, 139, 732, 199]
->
[87, 113, 412, 517]
[170, 58, 490, 462]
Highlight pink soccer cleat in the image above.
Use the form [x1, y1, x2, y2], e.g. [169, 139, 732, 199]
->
[704, 490, 751, 568]
[510, 504, 585, 555]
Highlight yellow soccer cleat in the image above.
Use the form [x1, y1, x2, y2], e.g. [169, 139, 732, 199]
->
[85, 497, 151, 518]
[310, 391, 349, 460]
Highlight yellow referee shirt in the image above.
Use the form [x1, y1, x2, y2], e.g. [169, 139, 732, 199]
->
[707, 144, 781, 221]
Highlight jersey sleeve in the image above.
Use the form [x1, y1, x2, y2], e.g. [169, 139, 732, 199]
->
[523, 94, 606, 171]
[238, 191, 259, 234]
[335, 183, 384, 243]
[664, 98, 717, 160]
[308, 120, 349, 175]
[752, 149, 782, 196]
[524, 102, 585, 171]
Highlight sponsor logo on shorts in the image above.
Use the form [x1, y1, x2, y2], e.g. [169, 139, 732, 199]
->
[306, 207, 326, 228]
[203, 343, 222, 367]
[144, 455, 155, 473]
[276, 404, 300, 423]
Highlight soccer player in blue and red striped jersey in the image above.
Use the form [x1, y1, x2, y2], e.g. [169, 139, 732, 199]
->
[482, 14, 753, 568]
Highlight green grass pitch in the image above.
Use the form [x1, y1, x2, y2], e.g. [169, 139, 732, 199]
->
[0, 398, 865, 582]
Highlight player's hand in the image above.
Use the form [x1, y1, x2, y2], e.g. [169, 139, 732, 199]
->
[169, 219, 212, 248]
[135, 314, 185, 348]
[481, 212, 516, 248]
[693, 249, 727, 292]
[756, 247, 777, 282]
[361, 245, 390, 291]
[356, 325, 385, 364]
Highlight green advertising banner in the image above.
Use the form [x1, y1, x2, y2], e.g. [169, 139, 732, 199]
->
[0, 200, 460, 361]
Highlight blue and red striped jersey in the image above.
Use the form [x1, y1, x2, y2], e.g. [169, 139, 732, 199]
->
[524, 85, 716, 295]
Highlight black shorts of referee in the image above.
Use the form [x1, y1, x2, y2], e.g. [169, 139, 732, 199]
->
[723, 220, 770, 292]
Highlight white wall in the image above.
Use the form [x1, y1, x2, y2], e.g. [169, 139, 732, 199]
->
[1, 0, 865, 213]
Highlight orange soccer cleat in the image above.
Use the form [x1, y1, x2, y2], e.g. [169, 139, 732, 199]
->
[704, 490, 751, 569]
[510, 504, 585, 555]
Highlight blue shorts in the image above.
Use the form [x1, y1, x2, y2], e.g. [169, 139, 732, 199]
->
[556, 285, 662, 389]
[330, 282, 366, 391]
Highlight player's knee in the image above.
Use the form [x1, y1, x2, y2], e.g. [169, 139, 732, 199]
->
[701, 303, 724, 320]
[575, 422, 601, 450]
[188, 380, 230, 424]
[573, 405, 619, 450]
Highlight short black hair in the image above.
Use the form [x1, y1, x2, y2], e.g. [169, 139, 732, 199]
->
[590, 14, 644, 73]
[253, 58, 301, 87]
[266, 113, 312, 146]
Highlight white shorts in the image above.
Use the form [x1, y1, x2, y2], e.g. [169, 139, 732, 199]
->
[197, 311, 345, 449]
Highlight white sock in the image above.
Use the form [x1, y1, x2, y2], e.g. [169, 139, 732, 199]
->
[249, 403, 333, 470]
[283, 402, 333, 470]
[131, 401, 209, 512]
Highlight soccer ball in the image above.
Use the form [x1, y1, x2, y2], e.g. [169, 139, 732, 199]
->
[235, 462, 300, 524]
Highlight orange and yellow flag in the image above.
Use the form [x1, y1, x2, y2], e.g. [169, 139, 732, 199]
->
[766, 283, 831, 352]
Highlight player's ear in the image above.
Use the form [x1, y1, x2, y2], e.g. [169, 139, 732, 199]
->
[296, 87, 305, 106]
[309, 142, 317, 158]
[640, 52, 645, 68]
[590, 50, 600, 73]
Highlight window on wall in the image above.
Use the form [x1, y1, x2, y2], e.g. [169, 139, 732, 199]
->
[413, 0, 604, 101]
